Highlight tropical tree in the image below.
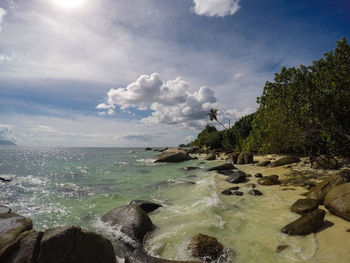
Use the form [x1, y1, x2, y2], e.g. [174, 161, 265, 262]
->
[207, 108, 227, 130]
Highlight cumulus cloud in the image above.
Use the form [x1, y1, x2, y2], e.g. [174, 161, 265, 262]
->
[97, 73, 218, 129]
[192, 0, 241, 17]
[118, 132, 166, 142]
[0, 8, 6, 32]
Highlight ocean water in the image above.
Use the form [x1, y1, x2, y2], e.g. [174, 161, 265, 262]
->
[0, 146, 317, 262]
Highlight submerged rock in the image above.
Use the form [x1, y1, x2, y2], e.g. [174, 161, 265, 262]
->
[225, 171, 247, 184]
[306, 175, 348, 204]
[248, 189, 263, 196]
[237, 151, 253, 164]
[221, 190, 232, 196]
[188, 233, 224, 261]
[312, 155, 339, 170]
[183, 166, 199, 171]
[281, 209, 325, 235]
[291, 199, 319, 215]
[276, 245, 289, 253]
[324, 183, 350, 221]
[232, 191, 244, 196]
[129, 200, 162, 213]
[37, 226, 115, 263]
[101, 205, 155, 245]
[208, 163, 236, 171]
[155, 149, 192, 163]
[245, 183, 256, 189]
[258, 175, 279, 186]
[270, 156, 300, 167]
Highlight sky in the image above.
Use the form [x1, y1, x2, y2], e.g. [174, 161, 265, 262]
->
[0, 0, 349, 147]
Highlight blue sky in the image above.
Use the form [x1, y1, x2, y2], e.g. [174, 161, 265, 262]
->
[0, 0, 349, 147]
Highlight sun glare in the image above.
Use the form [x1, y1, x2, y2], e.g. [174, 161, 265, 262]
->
[50, 0, 86, 9]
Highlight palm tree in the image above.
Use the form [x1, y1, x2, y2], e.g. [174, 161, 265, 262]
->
[207, 108, 227, 130]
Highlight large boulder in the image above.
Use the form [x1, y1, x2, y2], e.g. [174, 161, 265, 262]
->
[225, 171, 246, 184]
[14, 231, 43, 263]
[281, 209, 326, 235]
[312, 155, 339, 170]
[324, 183, 350, 221]
[207, 163, 236, 171]
[270, 156, 300, 167]
[232, 152, 240, 164]
[0, 212, 33, 260]
[188, 233, 224, 261]
[306, 175, 348, 204]
[291, 199, 319, 215]
[258, 175, 279, 186]
[37, 226, 115, 263]
[155, 149, 192, 163]
[237, 151, 253, 164]
[129, 200, 162, 213]
[102, 205, 155, 244]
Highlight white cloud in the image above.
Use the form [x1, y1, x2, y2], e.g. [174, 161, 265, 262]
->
[97, 73, 218, 129]
[0, 7, 6, 32]
[192, 0, 241, 17]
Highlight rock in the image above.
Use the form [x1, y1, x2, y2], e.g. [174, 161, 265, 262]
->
[291, 199, 319, 215]
[155, 149, 192, 163]
[225, 171, 246, 184]
[188, 233, 224, 261]
[306, 175, 348, 204]
[14, 231, 43, 263]
[101, 205, 155, 244]
[0, 205, 11, 214]
[221, 190, 232, 196]
[312, 155, 339, 169]
[256, 160, 271, 167]
[217, 170, 235, 176]
[254, 173, 263, 178]
[183, 166, 199, 171]
[324, 183, 350, 221]
[248, 190, 263, 196]
[205, 153, 217, 161]
[282, 188, 296, 191]
[0, 177, 12, 183]
[237, 151, 253, 164]
[145, 147, 152, 151]
[232, 191, 244, 196]
[208, 163, 236, 171]
[129, 200, 162, 213]
[300, 192, 308, 196]
[245, 183, 256, 189]
[187, 146, 202, 154]
[258, 175, 279, 186]
[0, 212, 33, 260]
[37, 226, 116, 263]
[276, 245, 289, 253]
[281, 209, 326, 235]
[270, 156, 300, 167]
[232, 152, 240, 164]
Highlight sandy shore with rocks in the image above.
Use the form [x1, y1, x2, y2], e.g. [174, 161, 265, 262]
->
[213, 153, 350, 263]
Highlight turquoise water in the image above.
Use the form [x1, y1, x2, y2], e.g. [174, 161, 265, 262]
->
[0, 146, 319, 262]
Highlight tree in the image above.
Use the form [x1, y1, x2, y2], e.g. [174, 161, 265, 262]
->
[207, 108, 227, 130]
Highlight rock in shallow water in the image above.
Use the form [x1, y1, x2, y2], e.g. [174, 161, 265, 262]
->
[225, 171, 246, 184]
[291, 199, 319, 215]
[281, 209, 325, 235]
[208, 163, 236, 171]
[248, 189, 263, 196]
[258, 175, 279, 186]
[232, 191, 244, 196]
[188, 233, 224, 261]
[155, 149, 192, 163]
[324, 182, 350, 221]
[129, 200, 162, 213]
[221, 190, 232, 196]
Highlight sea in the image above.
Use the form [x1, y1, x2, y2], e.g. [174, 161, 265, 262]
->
[0, 146, 318, 263]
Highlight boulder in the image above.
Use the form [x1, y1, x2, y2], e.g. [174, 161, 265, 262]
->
[0, 212, 33, 259]
[188, 233, 224, 261]
[312, 155, 339, 170]
[221, 190, 232, 196]
[270, 156, 300, 167]
[237, 151, 253, 164]
[205, 153, 217, 161]
[129, 200, 162, 213]
[256, 160, 271, 167]
[0, 205, 11, 214]
[217, 170, 235, 176]
[324, 183, 350, 221]
[155, 149, 192, 163]
[281, 209, 325, 235]
[14, 231, 43, 263]
[254, 173, 263, 178]
[225, 171, 246, 184]
[145, 147, 152, 151]
[248, 190, 263, 196]
[232, 191, 244, 196]
[232, 152, 240, 164]
[258, 175, 279, 186]
[37, 226, 115, 263]
[208, 163, 236, 171]
[291, 199, 319, 215]
[306, 175, 348, 204]
[101, 205, 155, 244]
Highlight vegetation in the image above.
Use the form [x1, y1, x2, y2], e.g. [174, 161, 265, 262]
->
[191, 38, 350, 156]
